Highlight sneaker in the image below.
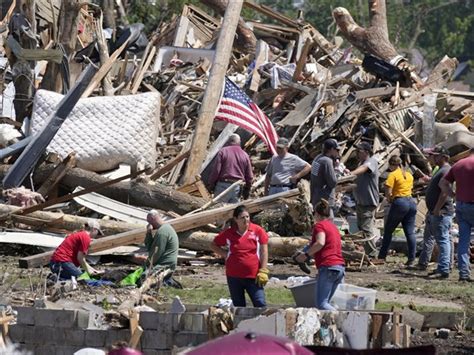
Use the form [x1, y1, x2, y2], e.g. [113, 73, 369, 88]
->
[292, 254, 311, 274]
[416, 264, 428, 271]
[428, 271, 449, 279]
[459, 277, 473, 282]
[405, 260, 416, 268]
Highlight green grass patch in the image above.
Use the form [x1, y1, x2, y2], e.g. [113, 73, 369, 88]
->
[160, 278, 294, 306]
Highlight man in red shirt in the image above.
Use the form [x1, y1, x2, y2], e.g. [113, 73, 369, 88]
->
[208, 134, 253, 203]
[50, 220, 103, 280]
[440, 149, 474, 282]
[211, 205, 269, 307]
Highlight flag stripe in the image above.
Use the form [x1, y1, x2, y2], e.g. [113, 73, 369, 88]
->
[215, 77, 279, 155]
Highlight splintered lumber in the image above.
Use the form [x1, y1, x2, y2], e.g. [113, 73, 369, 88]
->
[37, 153, 76, 198]
[18, 188, 301, 268]
[183, 0, 244, 184]
[0, 164, 206, 215]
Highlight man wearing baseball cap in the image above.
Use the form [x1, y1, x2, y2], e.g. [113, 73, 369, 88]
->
[264, 137, 311, 195]
[350, 141, 380, 257]
[440, 147, 474, 282]
[310, 138, 339, 214]
[50, 220, 103, 280]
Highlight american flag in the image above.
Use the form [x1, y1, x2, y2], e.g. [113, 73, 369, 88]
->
[215, 77, 279, 155]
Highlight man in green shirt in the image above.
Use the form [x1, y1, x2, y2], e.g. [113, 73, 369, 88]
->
[144, 210, 179, 270]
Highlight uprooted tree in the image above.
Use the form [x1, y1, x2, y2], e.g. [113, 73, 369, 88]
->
[333, 0, 458, 89]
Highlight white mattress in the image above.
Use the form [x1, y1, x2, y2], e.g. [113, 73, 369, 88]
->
[30, 90, 160, 172]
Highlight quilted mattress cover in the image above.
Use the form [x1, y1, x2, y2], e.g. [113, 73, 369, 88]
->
[30, 90, 160, 172]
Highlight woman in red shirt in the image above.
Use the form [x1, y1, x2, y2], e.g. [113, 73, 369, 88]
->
[296, 199, 345, 310]
[211, 205, 269, 307]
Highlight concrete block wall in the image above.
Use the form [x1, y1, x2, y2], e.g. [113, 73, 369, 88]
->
[10, 307, 213, 354]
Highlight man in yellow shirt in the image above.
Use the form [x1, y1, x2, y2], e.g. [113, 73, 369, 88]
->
[377, 156, 417, 266]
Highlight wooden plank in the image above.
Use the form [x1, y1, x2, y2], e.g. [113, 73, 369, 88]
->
[392, 312, 401, 347]
[249, 40, 268, 93]
[402, 324, 411, 348]
[37, 153, 76, 198]
[292, 37, 312, 81]
[149, 150, 190, 180]
[433, 88, 474, 99]
[19, 188, 301, 268]
[131, 46, 157, 94]
[82, 39, 130, 98]
[371, 314, 384, 348]
[243, 0, 300, 28]
[355, 86, 396, 100]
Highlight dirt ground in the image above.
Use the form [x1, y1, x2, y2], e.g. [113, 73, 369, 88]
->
[1, 245, 473, 354]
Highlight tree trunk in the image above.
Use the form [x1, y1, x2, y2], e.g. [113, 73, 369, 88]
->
[0, 164, 207, 214]
[41, 0, 83, 92]
[0, 204, 142, 235]
[200, 0, 257, 54]
[100, 0, 116, 29]
[332, 0, 399, 62]
[180, 231, 309, 257]
[9, 0, 37, 124]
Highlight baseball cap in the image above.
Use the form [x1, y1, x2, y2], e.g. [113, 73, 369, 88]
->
[426, 146, 450, 157]
[323, 138, 339, 150]
[86, 219, 104, 236]
[276, 137, 289, 148]
[355, 141, 373, 153]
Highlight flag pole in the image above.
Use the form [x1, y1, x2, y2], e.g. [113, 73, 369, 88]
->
[182, 0, 244, 185]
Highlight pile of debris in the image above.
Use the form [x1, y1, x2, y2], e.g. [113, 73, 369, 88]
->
[0, 0, 472, 302]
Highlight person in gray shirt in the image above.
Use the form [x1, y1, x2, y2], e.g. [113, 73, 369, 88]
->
[350, 142, 380, 257]
[264, 137, 311, 195]
[311, 139, 339, 213]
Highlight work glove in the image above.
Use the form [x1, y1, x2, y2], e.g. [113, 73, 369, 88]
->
[255, 268, 269, 287]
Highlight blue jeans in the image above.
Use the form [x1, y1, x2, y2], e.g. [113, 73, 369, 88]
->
[214, 181, 241, 203]
[379, 197, 417, 261]
[50, 261, 82, 280]
[227, 276, 266, 307]
[418, 215, 435, 266]
[455, 202, 474, 279]
[269, 186, 291, 195]
[316, 265, 345, 311]
[431, 214, 453, 274]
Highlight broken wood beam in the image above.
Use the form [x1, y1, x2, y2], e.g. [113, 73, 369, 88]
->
[149, 150, 190, 180]
[18, 188, 301, 268]
[0, 164, 206, 215]
[36, 153, 76, 199]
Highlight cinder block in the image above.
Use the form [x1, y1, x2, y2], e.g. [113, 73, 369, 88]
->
[21, 325, 36, 344]
[141, 330, 171, 350]
[140, 312, 173, 332]
[35, 345, 57, 355]
[142, 350, 172, 355]
[175, 331, 208, 346]
[178, 313, 206, 332]
[63, 329, 85, 346]
[15, 307, 35, 325]
[105, 329, 130, 347]
[85, 329, 107, 347]
[8, 325, 25, 343]
[34, 326, 65, 345]
[34, 309, 77, 328]
[76, 309, 91, 328]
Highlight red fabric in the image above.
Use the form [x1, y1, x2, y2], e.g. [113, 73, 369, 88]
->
[311, 220, 345, 268]
[51, 231, 91, 266]
[214, 223, 268, 278]
[208, 144, 253, 189]
[444, 155, 474, 203]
